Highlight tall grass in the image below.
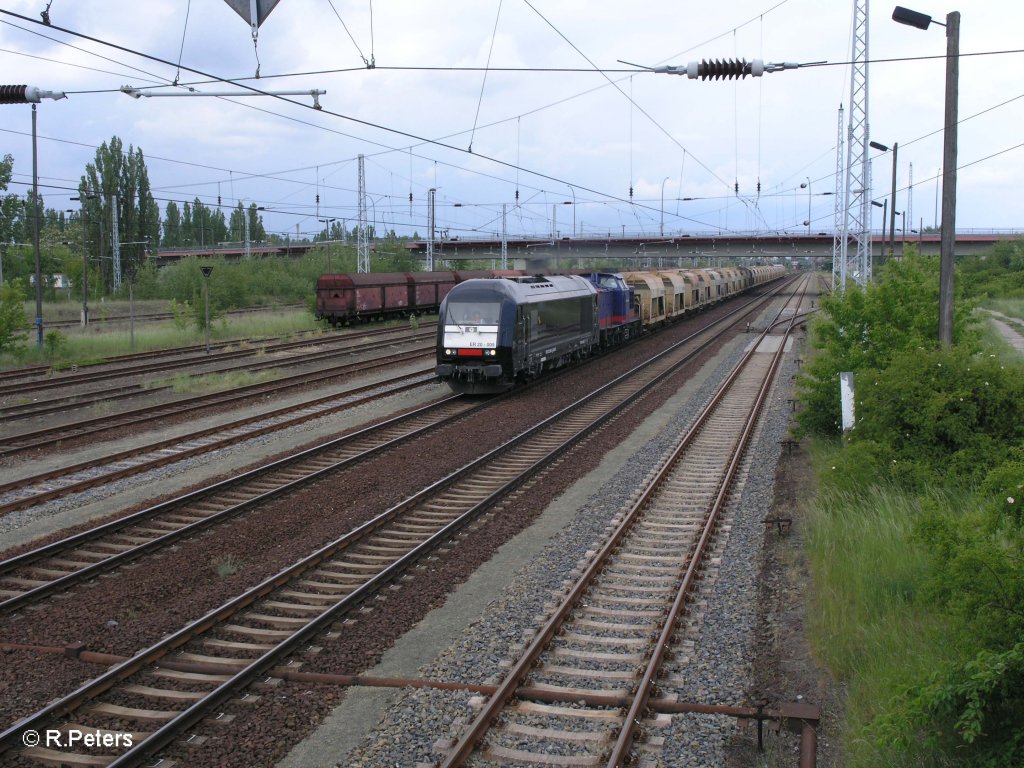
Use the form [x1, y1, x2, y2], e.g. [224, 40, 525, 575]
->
[979, 297, 1024, 320]
[805, 445, 966, 767]
[2, 309, 325, 368]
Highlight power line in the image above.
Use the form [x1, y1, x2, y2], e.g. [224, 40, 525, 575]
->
[0, 9, 703, 229]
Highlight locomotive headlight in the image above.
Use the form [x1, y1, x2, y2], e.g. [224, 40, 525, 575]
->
[445, 348, 453, 356]
[487, 349, 496, 356]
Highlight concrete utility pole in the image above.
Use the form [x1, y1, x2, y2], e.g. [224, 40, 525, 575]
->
[888, 143, 898, 259]
[111, 193, 122, 291]
[938, 12, 959, 346]
[892, 6, 959, 346]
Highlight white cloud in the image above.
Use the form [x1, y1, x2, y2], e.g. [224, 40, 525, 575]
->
[1, 0, 1022, 239]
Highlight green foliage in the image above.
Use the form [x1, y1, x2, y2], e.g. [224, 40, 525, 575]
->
[42, 329, 67, 359]
[169, 298, 192, 331]
[80, 136, 159, 293]
[797, 253, 977, 437]
[0, 280, 29, 354]
[211, 554, 242, 578]
[883, 642, 1024, 767]
[801, 247, 1024, 765]
[959, 240, 1024, 299]
[849, 349, 1024, 489]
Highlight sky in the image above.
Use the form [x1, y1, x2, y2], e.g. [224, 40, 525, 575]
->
[1, 0, 1023, 246]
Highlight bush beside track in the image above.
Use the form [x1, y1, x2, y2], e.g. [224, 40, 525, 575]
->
[795, 248, 1024, 767]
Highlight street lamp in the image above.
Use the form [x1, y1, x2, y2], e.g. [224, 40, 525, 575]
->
[660, 177, 670, 237]
[869, 140, 899, 259]
[871, 199, 887, 260]
[799, 178, 812, 235]
[1, 86, 67, 348]
[565, 185, 576, 238]
[894, 210, 906, 257]
[318, 217, 337, 272]
[893, 5, 959, 346]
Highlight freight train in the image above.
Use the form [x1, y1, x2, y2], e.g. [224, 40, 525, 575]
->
[435, 265, 784, 394]
[315, 269, 527, 326]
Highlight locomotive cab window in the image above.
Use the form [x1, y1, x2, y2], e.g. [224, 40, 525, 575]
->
[446, 301, 501, 325]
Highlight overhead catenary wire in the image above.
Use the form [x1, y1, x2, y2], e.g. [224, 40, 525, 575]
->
[4, 6, 1019, 237]
[172, 0, 191, 86]
[0, 8, 672, 221]
[468, 0, 503, 153]
[325, 0, 373, 68]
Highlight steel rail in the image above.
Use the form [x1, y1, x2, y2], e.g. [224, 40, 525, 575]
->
[0, 369, 434, 515]
[0, 344, 433, 455]
[0, 394, 480, 613]
[0, 326, 434, 421]
[607, 279, 809, 766]
[0, 320, 437, 389]
[0, 324, 434, 398]
[438, 275, 809, 767]
[1, 279, 793, 767]
[98, 278, 800, 768]
[0, 331, 434, 436]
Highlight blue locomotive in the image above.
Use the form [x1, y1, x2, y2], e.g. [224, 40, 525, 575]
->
[434, 272, 639, 394]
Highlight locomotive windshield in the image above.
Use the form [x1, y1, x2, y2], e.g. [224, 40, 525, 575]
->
[445, 301, 501, 326]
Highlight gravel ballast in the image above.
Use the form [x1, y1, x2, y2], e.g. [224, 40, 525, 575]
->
[288, 323, 806, 768]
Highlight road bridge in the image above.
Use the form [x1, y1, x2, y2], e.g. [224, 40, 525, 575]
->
[153, 231, 1021, 268]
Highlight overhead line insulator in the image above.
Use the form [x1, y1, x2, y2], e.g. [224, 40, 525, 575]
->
[617, 58, 813, 80]
[686, 59, 763, 80]
[0, 85, 66, 103]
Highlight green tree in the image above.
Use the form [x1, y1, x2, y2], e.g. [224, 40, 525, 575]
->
[0, 280, 28, 354]
[79, 137, 161, 293]
[162, 201, 182, 247]
[228, 202, 266, 247]
[797, 252, 976, 436]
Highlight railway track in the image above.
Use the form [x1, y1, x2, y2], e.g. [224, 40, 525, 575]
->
[0, 368, 436, 516]
[44, 303, 308, 330]
[0, 324, 435, 401]
[0, 321, 431, 389]
[0, 394, 481, 614]
[436, 277, 810, 767]
[0, 344, 433, 456]
[0, 279, 795, 768]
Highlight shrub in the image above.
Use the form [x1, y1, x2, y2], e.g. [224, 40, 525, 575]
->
[0, 280, 28, 354]
[796, 253, 977, 439]
[43, 329, 66, 359]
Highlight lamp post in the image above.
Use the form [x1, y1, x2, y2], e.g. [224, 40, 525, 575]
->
[200, 266, 213, 353]
[560, 201, 573, 241]
[566, 185, 576, 238]
[799, 178, 812, 235]
[869, 140, 899, 259]
[894, 210, 905, 257]
[318, 217, 337, 271]
[0, 86, 66, 348]
[871, 199, 887, 261]
[660, 177, 670, 237]
[893, 5, 959, 346]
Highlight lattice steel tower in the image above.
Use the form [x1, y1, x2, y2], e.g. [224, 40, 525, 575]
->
[838, 0, 872, 288]
[357, 154, 370, 273]
[832, 104, 846, 288]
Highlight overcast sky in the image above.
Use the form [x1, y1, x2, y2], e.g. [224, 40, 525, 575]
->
[2, 0, 1022, 244]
